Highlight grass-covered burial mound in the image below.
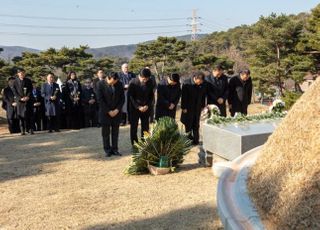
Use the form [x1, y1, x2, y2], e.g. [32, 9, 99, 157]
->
[248, 78, 320, 229]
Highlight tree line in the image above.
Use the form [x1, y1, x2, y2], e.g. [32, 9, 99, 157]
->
[0, 4, 319, 96]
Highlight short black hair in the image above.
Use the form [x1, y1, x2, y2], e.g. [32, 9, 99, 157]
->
[140, 68, 151, 78]
[16, 68, 25, 73]
[193, 71, 205, 80]
[107, 72, 119, 80]
[240, 69, 250, 75]
[213, 64, 223, 71]
[169, 73, 180, 83]
[7, 76, 15, 81]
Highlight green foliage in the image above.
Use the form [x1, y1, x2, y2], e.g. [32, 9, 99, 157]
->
[133, 36, 189, 80]
[125, 117, 192, 175]
[0, 46, 115, 88]
[246, 14, 308, 95]
[207, 111, 286, 125]
[281, 91, 302, 110]
[128, 57, 152, 74]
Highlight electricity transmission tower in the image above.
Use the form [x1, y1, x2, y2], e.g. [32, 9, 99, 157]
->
[189, 9, 201, 41]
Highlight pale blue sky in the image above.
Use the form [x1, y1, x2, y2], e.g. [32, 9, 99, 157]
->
[0, 0, 319, 49]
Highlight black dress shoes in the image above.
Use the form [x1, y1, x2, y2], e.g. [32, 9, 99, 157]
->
[104, 149, 112, 157]
[113, 151, 122, 156]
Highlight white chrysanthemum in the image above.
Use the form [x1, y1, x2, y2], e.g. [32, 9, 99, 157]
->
[270, 99, 285, 113]
[207, 104, 220, 115]
[272, 99, 285, 107]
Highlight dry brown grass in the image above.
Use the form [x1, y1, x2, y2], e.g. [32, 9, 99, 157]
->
[0, 124, 223, 230]
[248, 78, 320, 229]
[0, 102, 267, 230]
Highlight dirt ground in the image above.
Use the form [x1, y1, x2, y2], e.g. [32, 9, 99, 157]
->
[0, 103, 267, 230]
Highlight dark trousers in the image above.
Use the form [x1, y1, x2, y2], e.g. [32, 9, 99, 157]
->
[33, 109, 43, 131]
[47, 116, 59, 131]
[84, 110, 97, 128]
[101, 122, 120, 151]
[185, 116, 200, 144]
[67, 105, 83, 129]
[130, 110, 150, 145]
[121, 112, 127, 125]
[149, 100, 155, 123]
[19, 114, 34, 133]
[7, 118, 20, 134]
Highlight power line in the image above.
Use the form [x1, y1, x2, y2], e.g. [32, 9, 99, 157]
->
[0, 22, 188, 30]
[200, 18, 229, 30]
[0, 31, 189, 37]
[0, 13, 187, 22]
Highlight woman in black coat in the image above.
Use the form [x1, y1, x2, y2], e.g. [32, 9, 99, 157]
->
[155, 73, 181, 120]
[180, 72, 207, 145]
[65, 71, 83, 129]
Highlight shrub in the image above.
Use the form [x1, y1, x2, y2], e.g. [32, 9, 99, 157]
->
[125, 117, 192, 175]
[281, 91, 302, 110]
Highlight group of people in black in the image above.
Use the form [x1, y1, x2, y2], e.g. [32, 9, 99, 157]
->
[1, 64, 252, 157]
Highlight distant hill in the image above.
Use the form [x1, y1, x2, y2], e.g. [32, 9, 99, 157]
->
[86, 44, 137, 59]
[0, 34, 208, 60]
[0, 46, 40, 61]
[86, 34, 208, 59]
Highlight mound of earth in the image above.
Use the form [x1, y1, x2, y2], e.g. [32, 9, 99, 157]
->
[248, 78, 320, 229]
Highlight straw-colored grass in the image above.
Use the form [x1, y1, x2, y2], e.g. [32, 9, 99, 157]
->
[0, 125, 223, 229]
[248, 78, 320, 229]
[0, 102, 267, 229]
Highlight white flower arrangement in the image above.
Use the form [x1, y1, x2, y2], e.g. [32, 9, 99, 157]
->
[201, 104, 221, 120]
[208, 104, 220, 117]
[269, 99, 285, 113]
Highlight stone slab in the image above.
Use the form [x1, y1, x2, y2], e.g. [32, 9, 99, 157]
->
[203, 120, 281, 160]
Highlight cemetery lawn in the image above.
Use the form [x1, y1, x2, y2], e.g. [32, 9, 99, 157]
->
[0, 104, 267, 229]
[0, 126, 223, 229]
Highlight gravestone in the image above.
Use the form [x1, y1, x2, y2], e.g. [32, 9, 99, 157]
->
[202, 120, 281, 161]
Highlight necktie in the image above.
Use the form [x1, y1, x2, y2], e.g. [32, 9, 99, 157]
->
[111, 86, 115, 100]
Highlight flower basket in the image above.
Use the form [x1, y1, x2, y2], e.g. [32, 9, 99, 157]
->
[147, 161, 171, 176]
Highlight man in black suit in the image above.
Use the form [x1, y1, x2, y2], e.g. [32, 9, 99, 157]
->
[205, 64, 229, 117]
[93, 69, 105, 94]
[93, 69, 105, 128]
[155, 73, 181, 120]
[2, 77, 20, 134]
[180, 71, 207, 145]
[12, 68, 34, 135]
[228, 69, 253, 116]
[97, 72, 125, 157]
[128, 68, 154, 145]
